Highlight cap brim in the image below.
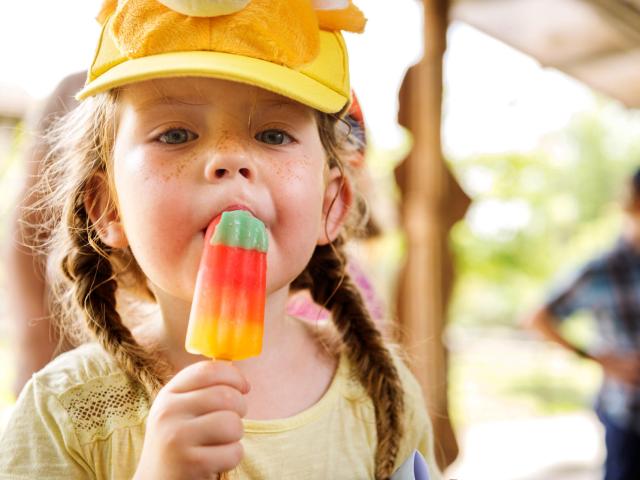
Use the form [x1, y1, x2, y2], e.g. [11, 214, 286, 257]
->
[77, 50, 347, 113]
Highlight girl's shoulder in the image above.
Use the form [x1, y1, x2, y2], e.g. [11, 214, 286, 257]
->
[1, 343, 147, 478]
[339, 347, 427, 409]
[386, 351, 442, 478]
[30, 342, 149, 443]
[390, 351, 430, 414]
[33, 342, 125, 390]
[337, 349, 442, 479]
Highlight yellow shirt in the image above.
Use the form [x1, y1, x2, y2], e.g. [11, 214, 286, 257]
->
[0, 343, 441, 479]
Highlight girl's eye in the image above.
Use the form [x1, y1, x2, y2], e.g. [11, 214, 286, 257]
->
[158, 128, 198, 145]
[255, 129, 293, 146]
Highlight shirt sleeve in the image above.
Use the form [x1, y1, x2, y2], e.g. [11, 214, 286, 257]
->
[0, 377, 93, 479]
[545, 263, 601, 321]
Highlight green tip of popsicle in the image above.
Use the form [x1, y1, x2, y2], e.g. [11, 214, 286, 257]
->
[211, 210, 268, 252]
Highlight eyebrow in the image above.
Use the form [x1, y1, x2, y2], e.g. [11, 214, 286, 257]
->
[132, 95, 210, 112]
[257, 98, 313, 117]
[127, 91, 311, 117]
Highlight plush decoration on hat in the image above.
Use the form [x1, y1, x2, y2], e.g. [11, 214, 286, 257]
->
[313, 0, 349, 8]
[98, 0, 365, 69]
[155, 0, 249, 16]
[96, 0, 117, 23]
[315, 0, 366, 33]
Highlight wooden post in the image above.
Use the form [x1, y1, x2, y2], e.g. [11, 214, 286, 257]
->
[395, 0, 467, 470]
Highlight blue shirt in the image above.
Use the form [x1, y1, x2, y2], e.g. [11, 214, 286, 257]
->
[546, 237, 640, 432]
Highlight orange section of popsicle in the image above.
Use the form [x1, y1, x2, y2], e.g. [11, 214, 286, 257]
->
[186, 210, 268, 360]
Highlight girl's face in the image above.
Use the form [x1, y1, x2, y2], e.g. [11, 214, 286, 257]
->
[104, 77, 346, 303]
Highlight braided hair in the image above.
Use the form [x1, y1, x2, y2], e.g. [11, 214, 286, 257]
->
[290, 113, 406, 479]
[40, 91, 169, 397]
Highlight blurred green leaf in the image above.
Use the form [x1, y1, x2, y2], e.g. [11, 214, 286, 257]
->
[448, 102, 640, 329]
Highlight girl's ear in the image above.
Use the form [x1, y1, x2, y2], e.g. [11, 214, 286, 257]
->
[318, 166, 353, 245]
[84, 172, 129, 249]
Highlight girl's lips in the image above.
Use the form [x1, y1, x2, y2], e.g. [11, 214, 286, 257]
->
[220, 204, 254, 216]
[202, 204, 257, 234]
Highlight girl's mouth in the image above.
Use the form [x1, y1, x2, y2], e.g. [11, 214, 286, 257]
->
[220, 204, 254, 216]
[202, 204, 258, 236]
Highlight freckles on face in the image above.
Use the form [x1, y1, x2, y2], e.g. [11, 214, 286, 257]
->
[111, 104, 203, 300]
[162, 151, 194, 181]
[109, 77, 336, 301]
[214, 130, 234, 151]
[271, 152, 314, 183]
[115, 150, 187, 258]
[263, 151, 328, 292]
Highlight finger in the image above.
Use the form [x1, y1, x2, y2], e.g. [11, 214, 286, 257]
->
[190, 442, 244, 474]
[178, 385, 248, 418]
[166, 361, 250, 394]
[187, 410, 244, 446]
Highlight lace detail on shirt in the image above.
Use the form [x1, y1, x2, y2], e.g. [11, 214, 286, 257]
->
[58, 373, 149, 444]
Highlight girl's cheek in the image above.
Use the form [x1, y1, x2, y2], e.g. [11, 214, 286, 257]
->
[155, 150, 198, 182]
[270, 155, 302, 181]
[116, 163, 192, 237]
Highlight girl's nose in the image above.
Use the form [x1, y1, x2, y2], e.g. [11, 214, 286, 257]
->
[204, 133, 254, 182]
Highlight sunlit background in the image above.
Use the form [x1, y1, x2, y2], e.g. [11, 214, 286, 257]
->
[3, 1, 640, 479]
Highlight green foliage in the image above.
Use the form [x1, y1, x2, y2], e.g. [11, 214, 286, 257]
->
[448, 102, 640, 328]
[0, 120, 26, 229]
[0, 120, 26, 255]
[0, 120, 26, 406]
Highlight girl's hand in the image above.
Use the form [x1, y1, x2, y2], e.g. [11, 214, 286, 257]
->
[134, 361, 250, 480]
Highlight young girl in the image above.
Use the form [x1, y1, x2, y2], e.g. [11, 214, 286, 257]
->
[0, 1, 441, 479]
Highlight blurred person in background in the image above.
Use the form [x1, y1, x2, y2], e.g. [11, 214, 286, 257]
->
[5, 72, 84, 396]
[525, 168, 640, 480]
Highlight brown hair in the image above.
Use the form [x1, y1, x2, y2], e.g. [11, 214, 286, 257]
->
[38, 94, 404, 478]
[304, 113, 405, 478]
[37, 91, 169, 395]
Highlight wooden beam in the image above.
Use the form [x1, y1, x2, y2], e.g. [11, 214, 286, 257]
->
[395, 0, 468, 471]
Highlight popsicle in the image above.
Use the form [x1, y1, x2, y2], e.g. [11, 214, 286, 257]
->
[186, 210, 268, 360]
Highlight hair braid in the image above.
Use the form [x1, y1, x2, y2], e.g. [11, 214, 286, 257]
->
[61, 202, 168, 398]
[293, 241, 405, 479]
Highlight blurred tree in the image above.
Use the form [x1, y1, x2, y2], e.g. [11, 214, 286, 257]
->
[448, 102, 640, 328]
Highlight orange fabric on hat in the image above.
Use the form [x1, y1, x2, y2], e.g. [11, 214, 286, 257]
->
[111, 0, 320, 68]
[317, 1, 366, 33]
[97, 0, 117, 24]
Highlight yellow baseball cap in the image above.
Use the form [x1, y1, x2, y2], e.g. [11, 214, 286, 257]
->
[78, 0, 366, 114]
